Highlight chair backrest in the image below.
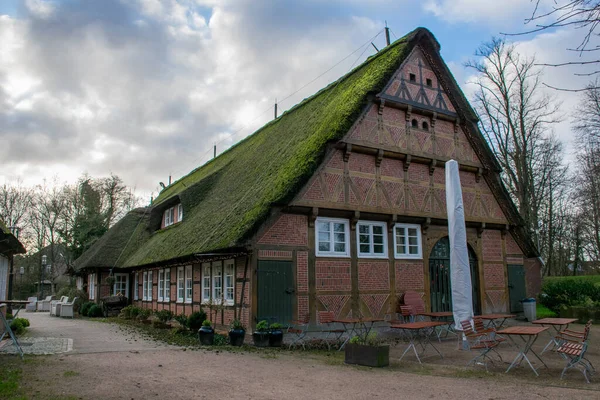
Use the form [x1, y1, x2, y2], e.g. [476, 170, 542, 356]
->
[402, 291, 426, 312]
[473, 317, 487, 332]
[460, 319, 476, 337]
[69, 297, 78, 305]
[399, 305, 414, 317]
[27, 297, 37, 302]
[318, 311, 335, 324]
[60, 296, 69, 303]
[297, 313, 310, 324]
[45, 296, 53, 301]
[583, 320, 593, 341]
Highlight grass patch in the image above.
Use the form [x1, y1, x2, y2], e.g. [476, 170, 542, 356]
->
[0, 359, 26, 400]
[537, 303, 557, 319]
[62, 371, 80, 378]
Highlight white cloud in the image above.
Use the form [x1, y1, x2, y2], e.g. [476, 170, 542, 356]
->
[423, 0, 531, 25]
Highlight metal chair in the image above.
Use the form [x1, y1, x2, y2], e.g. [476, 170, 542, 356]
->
[287, 313, 310, 350]
[461, 319, 502, 371]
[317, 311, 345, 350]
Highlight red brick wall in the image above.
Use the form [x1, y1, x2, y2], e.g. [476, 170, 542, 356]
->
[297, 251, 308, 292]
[506, 234, 524, 255]
[482, 230, 503, 261]
[258, 250, 293, 259]
[395, 261, 425, 292]
[257, 214, 308, 246]
[315, 260, 351, 292]
[358, 261, 390, 291]
[483, 264, 505, 289]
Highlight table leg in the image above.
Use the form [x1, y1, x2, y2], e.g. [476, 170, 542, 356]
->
[399, 330, 422, 364]
[420, 327, 443, 359]
[505, 335, 546, 376]
[338, 322, 353, 351]
[540, 324, 565, 355]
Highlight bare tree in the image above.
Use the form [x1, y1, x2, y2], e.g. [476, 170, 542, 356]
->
[466, 38, 563, 249]
[0, 179, 34, 236]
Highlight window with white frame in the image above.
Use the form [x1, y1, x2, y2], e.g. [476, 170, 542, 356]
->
[177, 266, 185, 302]
[113, 273, 129, 297]
[185, 265, 192, 303]
[148, 271, 153, 300]
[357, 221, 388, 258]
[224, 260, 234, 304]
[177, 203, 183, 222]
[164, 268, 170, 301]
[202, 263, 211, 303]
[76, 276, 83, 290]
[394, 223, 422, 259]
[133, 272, 139, 300]
[88, 273, 96, 300]
[163, 207, 175, 227]
[158, 269, 164, 301]
[213, 261, 223, 301]
[316, 217, 350, 257]
[142, 271, 153, 301]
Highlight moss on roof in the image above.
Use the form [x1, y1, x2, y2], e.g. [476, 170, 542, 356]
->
[76, 27, 423, 269]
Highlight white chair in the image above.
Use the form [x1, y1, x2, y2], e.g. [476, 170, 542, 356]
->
[50, 296, 68, 316]
[37, 296, 55, 312]
[26, 297, 38, 312]
[60, 297, 78, 319]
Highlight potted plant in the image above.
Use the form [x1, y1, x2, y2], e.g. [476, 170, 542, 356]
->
[229, 319, 246, 346]
[252, 320, 270, 347]
[198, 320, 215, 345]
[269, 322, 284, 347]
[344, 332, 389, 368]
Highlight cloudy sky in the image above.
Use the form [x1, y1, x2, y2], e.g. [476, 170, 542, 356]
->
[0, 0, 595, 202]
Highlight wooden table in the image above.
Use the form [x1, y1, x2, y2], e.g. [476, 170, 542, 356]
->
[390, 321, 447, 363]
[417, 312, 455, 340]
[333, 318, 383, 351]
[497, 326, 549, 376]
[0, 300, 30, 319]
[477, 313, 516, 330]
[532, 318, 578, 354]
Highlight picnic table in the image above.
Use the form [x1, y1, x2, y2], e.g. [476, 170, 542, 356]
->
[333, 317, 383, 350]
[417, 311, 455, 340]
[390, 321, 446, 363]
[532, 318, 578, 354]
[497, 326, 549, 376]
[477, 313, 516, 330]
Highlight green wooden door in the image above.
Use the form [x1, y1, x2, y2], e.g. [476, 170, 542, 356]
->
[507, 265, 527, 313]
[257, 260, 294, 325]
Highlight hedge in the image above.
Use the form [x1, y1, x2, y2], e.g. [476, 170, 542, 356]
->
[540, 276, 600, 312]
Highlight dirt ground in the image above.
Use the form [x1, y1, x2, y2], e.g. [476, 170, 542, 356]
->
[4, 314, 600, 399]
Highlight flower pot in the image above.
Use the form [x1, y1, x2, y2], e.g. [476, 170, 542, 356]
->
[252, 331, 270, 347]
[269, 329, 284, 347]
[344, 343, 389, 368]
[229, 329, 246, 346]
[198, 326, 215, 345]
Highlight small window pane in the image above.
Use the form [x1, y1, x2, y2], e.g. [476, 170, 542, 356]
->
[318, 232, 330, 242]
[334, 242, 346, 252]
[333, 223, 345, 233]
[374, 244, 384, 254]
[409, 246, 418, 255]
[319, 242, 330, 252]
[318, 222, 330, 232]
[360, 244, 370, 252]
[359, 234, 370, 244]
[359, 225, 369, 234]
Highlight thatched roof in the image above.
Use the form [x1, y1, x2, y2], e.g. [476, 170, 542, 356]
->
[0, 217, 25, 255]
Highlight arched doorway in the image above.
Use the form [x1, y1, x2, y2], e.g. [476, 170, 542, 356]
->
[429, 237, 481, 314]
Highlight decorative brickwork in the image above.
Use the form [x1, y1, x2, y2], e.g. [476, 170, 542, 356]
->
[506, 234, 524, 255]
[298, 295, 309, 319]
[484, 263, 505, 289]
[317, 294, 350, 318]
[482, 230, 503, 261]
[358, 261, 390, 291]
[258, 250, 293, 259]
[395, 261, 425, 291]
[316, 260, 351, 291]
[258, 214, 308, 246]
[360, 294, 389, 318]
[297, 251, 308, 292]
[485, 290, 506, 313]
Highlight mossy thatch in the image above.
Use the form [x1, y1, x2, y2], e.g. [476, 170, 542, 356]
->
[76, 28, 424, 270]
[0, 217, 25, 255]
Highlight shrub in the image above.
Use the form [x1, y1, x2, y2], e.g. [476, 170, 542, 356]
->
[10, 318, 28, 335]
[255, 320, 269, 332]
[188, 310, 207, 331]
[80, 302, 95, 317]
[6, 313, 13, 320]
[540, 276, 600, 312]
[202, 320, 212, 327]
[269, 322, 282, 330]
[174, 313, 188, 328]
[138, 308, 152, 321]
[119, 305, 139, 319]
[155, 310, 174, 323]
[87, 305, 104, 318]
[230, 319, 245, 331]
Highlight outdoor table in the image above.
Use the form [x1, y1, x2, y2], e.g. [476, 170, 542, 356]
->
[0, 303, 23, 359]
[333, 317, 383, 351]
[417, 311, 455, 340]
[532, 318, 578, 354]
[0, 300, 30, 319]
[390, 321, 446, 364]
[477, 313, 516, 330]
[497, 326, 549, 376]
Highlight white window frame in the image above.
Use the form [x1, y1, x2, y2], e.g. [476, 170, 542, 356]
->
[88, 273, 96, 300]
[113, 273, 129, 297]
[202, 263, 211, 304]
[212, 261, 223, 304]
[185, 265, 192, 303]
[142, 271, 148, 300]
[315, 217, 350, 257]
[133, 272, 139, 300]
[76, 276, 83, 290]
[224, 260, 235, 306]
[393, 223, 423, 259]
[164, 207, 175, 227]
[177, 203, 183, 222]
[158, 269, 164, 301]
[177, 266, 185, 303]
[146, 270, 153, 301]
[164, 268, 171, 302]
[356, 221, 388, 258]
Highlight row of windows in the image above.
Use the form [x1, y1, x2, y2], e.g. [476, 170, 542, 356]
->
[316, 217, 422, 259]
[132, 261, 235, 305]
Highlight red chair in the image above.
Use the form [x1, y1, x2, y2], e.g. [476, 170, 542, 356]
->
[317, 311, 346, 350]
[287, 313, 310, 350]
[460, 319, 503, 371]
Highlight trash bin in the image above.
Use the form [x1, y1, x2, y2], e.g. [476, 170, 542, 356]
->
[521, 298, 536, 322]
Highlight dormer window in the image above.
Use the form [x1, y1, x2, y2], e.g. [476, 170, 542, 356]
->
[163, 203, 183, 228]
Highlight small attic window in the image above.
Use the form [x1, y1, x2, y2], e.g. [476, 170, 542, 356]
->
[422, 121, 429, 131]
[163, 203, 183, 228]
[411, 119, 418, 128]
[409, 73, 416, 82]
[426, 78, 432, 87]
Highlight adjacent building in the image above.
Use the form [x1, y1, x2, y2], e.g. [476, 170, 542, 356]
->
[0, 218, 26, 301]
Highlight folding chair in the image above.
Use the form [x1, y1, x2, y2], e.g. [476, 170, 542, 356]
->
[461, 319, 502, 372]
[287, 313, 310, 350]
[399, 305, 415, 323]
[474, 316, 505, 342]
[558, 320, 592, 342]
[317, 311, 346, 350]
[557, 341, 593, 383]
[555, 321, 595, 376]
[0, 304, 24, 359]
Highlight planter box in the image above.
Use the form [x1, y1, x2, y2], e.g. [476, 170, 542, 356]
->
[344, 343, 389, 368]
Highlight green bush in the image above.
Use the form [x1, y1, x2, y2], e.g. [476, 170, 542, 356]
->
[174, 313, 188, 328]
[138, 308, 152, 321]
[87, 305, 104, 318]
[540, 276, 600, 312]
[10, 318, 28, 335]
[537, 303, 558, 319]
[6, 313, 13, 320]
[155, 310, 174, 323]
[80, 302, 95, 317]
[119, 305, 140, 319]
[188, 310, 207, 331]
[255, 320, 269, 332]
